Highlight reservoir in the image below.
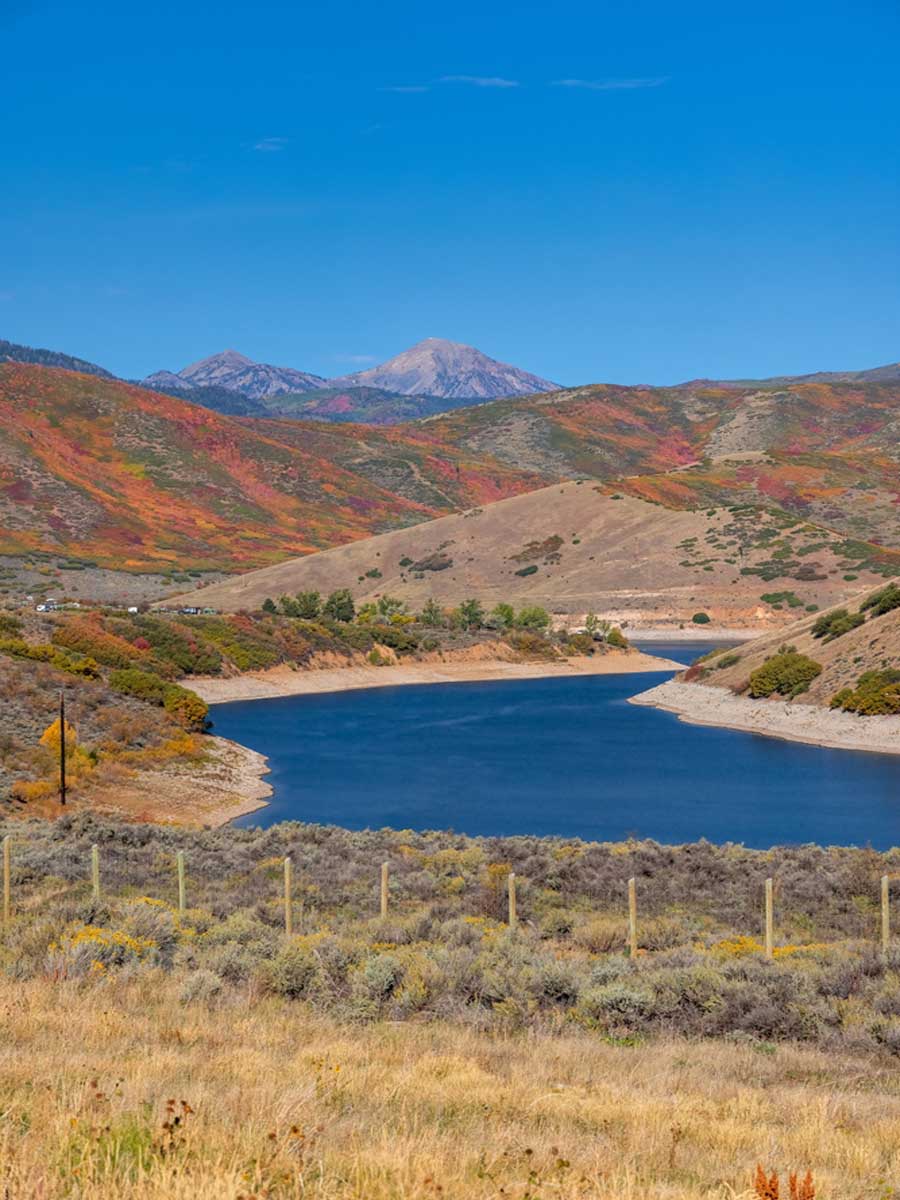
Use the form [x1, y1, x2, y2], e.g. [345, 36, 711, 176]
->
[210, 644, 900, 849]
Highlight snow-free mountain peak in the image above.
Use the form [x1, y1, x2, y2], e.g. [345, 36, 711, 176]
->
[143, 350, 325, 400]
[327, 337, 560, 399]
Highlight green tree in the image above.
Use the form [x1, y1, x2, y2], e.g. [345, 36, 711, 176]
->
[489, 602, 515, 630]
[261, 598, 277, 614]
[377, 595, 406, 618]
[279, 595, 300, 617]
[457, 598, 485, 630]
[606, 626, 629, 649]
[516, 605, 551, 631]
[295, 590, 321, 619]
[356, 601, 378, 623]
[419, 598, 444, 627]
[584, 613, 612, 639]
[323, 589, 355, 623]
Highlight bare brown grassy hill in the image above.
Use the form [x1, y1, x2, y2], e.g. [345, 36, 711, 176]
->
[182, 482, 899, 628]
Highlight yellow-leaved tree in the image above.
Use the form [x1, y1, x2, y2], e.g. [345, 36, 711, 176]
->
[39, 718, 95, 782]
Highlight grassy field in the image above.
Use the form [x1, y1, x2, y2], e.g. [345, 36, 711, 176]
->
[2, 974, 897, 1198]
[2, 815, 900, 1196]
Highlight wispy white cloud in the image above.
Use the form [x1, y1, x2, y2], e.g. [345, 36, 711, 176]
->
[439, 74, 519, 88]
[552, 77, 668, 91]
[333, 353, 377, 365]
[379, 85, 430, 93]
[253, 136, 289, 152]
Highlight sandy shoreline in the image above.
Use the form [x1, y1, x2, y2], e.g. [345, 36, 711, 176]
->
[192, 649, 682, 705]
[631, 679, 900, 756]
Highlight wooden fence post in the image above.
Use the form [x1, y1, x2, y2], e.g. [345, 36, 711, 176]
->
[380, 862, 389, 919]
[507, 871, 517, 928]
[2, 835, 9, 927]
[176, 850, 186, 916]
[764, 878, 774, 959]
[628, 877, 638, 958]
[882, 875, 890, 955]
[91, 844, 100, 901]
[284, 856, 293, 937]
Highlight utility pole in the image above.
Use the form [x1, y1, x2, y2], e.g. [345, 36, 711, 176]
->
[58, 690, 67, 806]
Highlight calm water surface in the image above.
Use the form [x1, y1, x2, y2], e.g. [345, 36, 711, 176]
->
[210, 643, 900, 848]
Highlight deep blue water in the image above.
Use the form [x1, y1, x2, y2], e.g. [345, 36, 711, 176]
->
[210, 642, 900, 849]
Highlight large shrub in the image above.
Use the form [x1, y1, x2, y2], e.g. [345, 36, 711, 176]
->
[748, 651, 822, 699]
[371, 625, 419, 653]
[125, 616, 222, 675]
[515, 606, 551, 631]
[565, 632, 596, 656]
[811, 608, 865, 641]
[0, 614, 22, 636]
[109, 668, 208, 730]
[109, 667, 169, 705]
[831, 669, 900, 716]
[323, 589, 355, 623]
[162, 686, 209, 730]
[189, 617, 279, 672]
[505, 630, 559, 660]
[294, 591, 322, 619]
[861, 583, 900, 617]
[52, 618, 142, 669]
[0, 638, 100, 678]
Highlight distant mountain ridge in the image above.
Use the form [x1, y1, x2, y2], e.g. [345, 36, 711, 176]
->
[750, 362, 900, 385]
[144, 349, 325, 400]
[0, 338, 114, 380]
[257, 386, 486, 425]
[143, 338, 559, 407]
[140, 338, 559, 419]
[327, 337, 559, 399]
[142, 378, 489, 424]
[692, 361, 900, 388]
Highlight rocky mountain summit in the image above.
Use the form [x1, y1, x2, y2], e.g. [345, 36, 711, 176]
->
[144, 350, 325, 399]
[141, 339, 560, 414]
[327, 337, 559, 399]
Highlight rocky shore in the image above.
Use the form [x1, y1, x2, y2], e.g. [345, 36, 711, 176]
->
[630, 680, 900, 756]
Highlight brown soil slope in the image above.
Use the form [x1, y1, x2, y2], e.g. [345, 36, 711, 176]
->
[681, 585, 900, 707]
[183, 483, 896, 627]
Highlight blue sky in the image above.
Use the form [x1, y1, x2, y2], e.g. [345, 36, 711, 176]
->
[2, 0, 899, 385]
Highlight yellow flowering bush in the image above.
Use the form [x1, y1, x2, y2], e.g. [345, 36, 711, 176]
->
[49, 924, 157, 977]
[711, 936, 766, 958]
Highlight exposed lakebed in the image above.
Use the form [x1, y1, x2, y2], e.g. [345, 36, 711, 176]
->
[210, 643, 900, 849]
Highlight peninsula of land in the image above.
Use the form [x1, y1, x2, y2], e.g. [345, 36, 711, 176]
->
[631, 679, 900, 756]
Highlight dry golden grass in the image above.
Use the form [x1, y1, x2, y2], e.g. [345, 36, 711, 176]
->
[1, 975, 898, 1198]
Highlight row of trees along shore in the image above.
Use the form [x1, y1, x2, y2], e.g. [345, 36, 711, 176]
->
[260, 589, 628, 646]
